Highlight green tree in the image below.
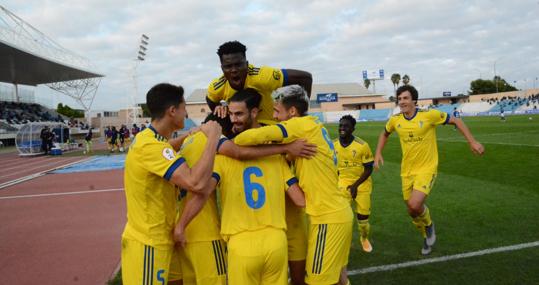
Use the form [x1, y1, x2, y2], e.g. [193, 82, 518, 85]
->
[364, 78, 371, 90]
[56, 103, 84, 118]
[391, 73, 401, 90]
[402, 74, 410, 85]
[469, 76, 517, 95]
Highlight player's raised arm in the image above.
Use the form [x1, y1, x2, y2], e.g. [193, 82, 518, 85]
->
[284, 69, 313, 98]
[374, 130, 390, 169]
[169, 121, 221, 193]
[448, 116, 485, 155]
[233, 124, 287, 146]
[218, 138, 316, 160]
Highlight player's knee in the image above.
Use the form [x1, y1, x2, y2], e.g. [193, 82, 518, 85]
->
[407, 201, 423, 217]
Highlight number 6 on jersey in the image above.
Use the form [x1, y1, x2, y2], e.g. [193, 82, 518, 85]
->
[243, 167, 266, 209]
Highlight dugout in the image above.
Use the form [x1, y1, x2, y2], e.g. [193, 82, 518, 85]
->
[15, 122, 71, 156]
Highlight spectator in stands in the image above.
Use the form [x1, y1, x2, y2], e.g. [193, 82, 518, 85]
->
[374, 85, 484, 256]
[84, 128, 93, 154]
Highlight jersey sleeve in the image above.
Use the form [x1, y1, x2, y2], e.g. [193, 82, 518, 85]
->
[385, 116, 396, 133]
[361, 143, 374, 166]
[255, 66, 285, 92]
[206, 76, 227, 103]
[281, 157, 298, 191]
[211, 155, 226, 185]
[142, 141, 186, 181]
[428, 109, 450, 126]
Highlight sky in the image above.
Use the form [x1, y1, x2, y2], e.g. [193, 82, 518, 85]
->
[2, 0, 539, 111]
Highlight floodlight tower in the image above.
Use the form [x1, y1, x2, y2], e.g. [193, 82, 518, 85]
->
[129, 34, 149, 127]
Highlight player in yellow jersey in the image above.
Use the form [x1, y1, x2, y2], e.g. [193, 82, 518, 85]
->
[176, 89, 307, 285]
[374, 85, 485, 255]
[233, 85, 354, 285]
[175, 89, 314, 285]
[121, 83, 221, 285]
[334, 115, 374, 253]
[207, 40, 312, 123]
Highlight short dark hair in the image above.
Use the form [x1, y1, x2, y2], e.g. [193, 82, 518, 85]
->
[229, 88, 262, 111]
[204, 113, 234, 139]
[396, 85, 418, 102]
[217, 41, 247, 61]
[274, 85, 309, 116]
[339, 114, 356, 128]
[146, 83, 185, 120]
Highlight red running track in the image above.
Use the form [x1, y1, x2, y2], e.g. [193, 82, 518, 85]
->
[0, 169, 125, 285]
[0, 152, 89, 186]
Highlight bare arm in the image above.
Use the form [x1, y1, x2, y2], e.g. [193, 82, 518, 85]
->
[286, 183, 306, 208]
[348, 164, 373, 199]
[218, 139, 316, 160]
[206, 96, 228, 119]
[448, 117, 485, 155]
[374, 130, 390, 169]
[168, 128, 200, 151]
[169, 121, 221, 193]
[285, 69, 313, 98]
[173, 179, 217, 247]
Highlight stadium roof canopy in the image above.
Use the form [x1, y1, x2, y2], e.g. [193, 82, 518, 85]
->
[0, 5, 103, 111]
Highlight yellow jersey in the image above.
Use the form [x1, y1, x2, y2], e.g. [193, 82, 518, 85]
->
[178, 132, 221, 242]
[233, 116, 350, 224]
[385, 108, 449, 176]
[122, 126, 184, 249]
[207, 64, 285, 122]
[212, 154, 297, 241]
[334, 137, 374, 193]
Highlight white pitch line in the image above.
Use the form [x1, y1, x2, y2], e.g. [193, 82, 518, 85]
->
[0, 188, 124, 200]
[348, 240, 539, 275]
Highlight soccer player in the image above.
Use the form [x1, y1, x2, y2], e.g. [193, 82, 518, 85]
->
[233, 85, 353, 285]
[179, 89, 306, 285]
[334, 115, 374, 253]
[121, 83, 221, 285]
[374, 85, 485, 255]
[174, 89, 313, 285]
[206, 40, 312, 123]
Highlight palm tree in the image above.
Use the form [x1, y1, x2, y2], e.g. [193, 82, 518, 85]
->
[391, 73, 401, 90]
[402, 74, 410, 85]
[364, 78, 371, 90]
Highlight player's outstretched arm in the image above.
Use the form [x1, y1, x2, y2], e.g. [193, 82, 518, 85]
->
[374, 130, 390, 169]
[448, 116, 485, 155]
[168, 127, 200, 151]
[286, 183, 306, 208]
[233, 125, 286, 146]
[173, 179, 218, 247]
[219, 139, 316, 160]
[284, 69, 313, 98]
[170, 121, 221, 193]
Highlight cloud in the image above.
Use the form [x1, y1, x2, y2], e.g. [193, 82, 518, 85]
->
[1, 0, 538, 110]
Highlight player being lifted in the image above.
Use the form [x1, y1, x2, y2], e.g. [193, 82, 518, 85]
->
[121, 83, 221, 285]
[334, 115, 375, 253]
[206, 40, 312, 123]
[374, 85, 485, 255]
[234, 85, 353, 285]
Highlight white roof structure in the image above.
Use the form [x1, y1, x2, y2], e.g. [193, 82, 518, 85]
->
[0, 5, 103, 112]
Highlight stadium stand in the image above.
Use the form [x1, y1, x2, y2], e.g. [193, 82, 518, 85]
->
[358, 109, 391, 121]
[0, 101, 65, 126]
[309, 111, 325, 122]
[459, 102, 492, 116]
[431, 103, 460, 114]
[325, 110, 360, 123]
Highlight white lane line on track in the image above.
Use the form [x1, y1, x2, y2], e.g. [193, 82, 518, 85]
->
[0, 157, 93, 190]
[0, 188, 124, 200]
[349, 241, 539, 275]
[0, 157, 84, 178]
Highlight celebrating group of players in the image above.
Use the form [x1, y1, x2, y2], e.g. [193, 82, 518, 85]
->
[120, 41, 485, 285]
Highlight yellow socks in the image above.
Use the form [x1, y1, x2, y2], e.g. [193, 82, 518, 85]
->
[412, 206, 432, 238]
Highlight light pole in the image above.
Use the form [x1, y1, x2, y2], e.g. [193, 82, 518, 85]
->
[129, 34, 149, 127]
[493, 57, 503, 93]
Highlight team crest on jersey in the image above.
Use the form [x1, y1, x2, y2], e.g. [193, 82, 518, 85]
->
[272, 70, 281, 80]
[162, 148, 176, 160]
